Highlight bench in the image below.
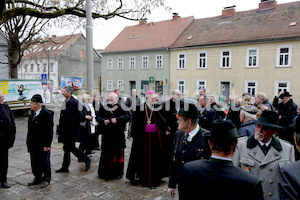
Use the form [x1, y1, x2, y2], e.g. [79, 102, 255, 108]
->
[5, 100, 31, 111]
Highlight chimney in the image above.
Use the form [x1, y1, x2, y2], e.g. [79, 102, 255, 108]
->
[222, 6, 236, 17]
[139, 19, 147, 26]
[259, 0, 277, 11]
[172, 13, 181, 20]
[51, 35, 56, 38]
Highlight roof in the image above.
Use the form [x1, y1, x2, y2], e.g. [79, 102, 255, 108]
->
[102, 16, 194, 53]
[171, 1, 300, 49]
[23, 33, 82, 59]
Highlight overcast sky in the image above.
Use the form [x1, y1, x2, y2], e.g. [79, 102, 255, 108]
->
[90, 0, 299, 49]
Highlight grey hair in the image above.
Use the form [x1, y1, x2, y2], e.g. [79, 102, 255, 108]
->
[255, 93, 267, 101]
[172, 89, 181, 95]
[63, 86, 74, 94]
[81, 94, 91, 102]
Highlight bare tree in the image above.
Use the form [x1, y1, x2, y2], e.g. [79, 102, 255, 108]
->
[1, 0, 167, 78]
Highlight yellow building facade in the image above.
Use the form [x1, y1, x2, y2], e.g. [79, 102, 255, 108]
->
[170, 40, 300, 104]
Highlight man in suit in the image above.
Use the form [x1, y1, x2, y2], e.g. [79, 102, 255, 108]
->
[0, 90, 16, 188]
[181, 120, 264, 200]
[198, 95, 216, 131]
[278, 116, 300, 199]
[27, 94, 53, 188]
[233, 110, 295, 200]
[56, 86, 91, 173]
[168, 103, 211, 199]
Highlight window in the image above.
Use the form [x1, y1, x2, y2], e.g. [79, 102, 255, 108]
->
[142, 56, 149, 69]
[37, 64, 40, 72]
[107, 58, 113, 70]
[50, 63, 54, 72]
[178, 53, 186, 69]
[275, 81, 290, 95]
[197, 80, 207, 91]
[245, 81, 258, 96]
[177, 79, 185, 94]
[30, 64, 34, 72]
[246, 48, 259, 68]
[43, 64, 47, 72]
[220, 49, 231, 68]
[129, 56, 136, 69]
[118, 80, 124, 91]
[118, 57, 123, 70]
[156, 55, 163, 69]
[198, 51, 207, 69]
[107, 80, 113, 91]
[80, 50, 84, 59]
[277, 45, 292, 67]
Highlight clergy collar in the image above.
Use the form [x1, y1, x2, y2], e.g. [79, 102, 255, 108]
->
[247, 135, 282, 151]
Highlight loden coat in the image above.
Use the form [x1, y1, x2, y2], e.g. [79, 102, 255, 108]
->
[233, 135, 295, 200]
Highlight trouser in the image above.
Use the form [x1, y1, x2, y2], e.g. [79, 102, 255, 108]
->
[29, 147, 51, 182]
[0, 148, 8, 183]
[62, 142, 89, 169]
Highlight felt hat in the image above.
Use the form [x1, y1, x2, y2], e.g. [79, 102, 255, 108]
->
[30, 94, 43, 103]
[252, 110, 283, 129]
[203, 119, 239, 138]
[279, 91, 292, 99]
[176, 103, 200, 119]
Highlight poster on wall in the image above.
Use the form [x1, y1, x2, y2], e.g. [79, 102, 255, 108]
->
[0, 79, 44, 102]
[60, 77, 82, 89]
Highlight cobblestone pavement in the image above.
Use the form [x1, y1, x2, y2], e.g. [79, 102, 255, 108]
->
[0, 113, 177, 200]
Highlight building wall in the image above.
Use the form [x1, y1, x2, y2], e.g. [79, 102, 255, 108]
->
[170, 40, 300, 104]
[0, 33, 9, 79]
[57, 36, 101, 94]
[101, 50, 170, 97]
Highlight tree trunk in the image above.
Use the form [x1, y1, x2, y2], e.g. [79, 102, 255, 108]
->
[8, 33, 21, 79]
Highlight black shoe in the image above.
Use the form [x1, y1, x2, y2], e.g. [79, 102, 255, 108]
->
[28, 180, 41, 186]
[78, 159, 84, 163]
[40, 181, 50, 188]
[150, 186, 156, 190]
[55, 168, 69, 173]
[85, 158, 91, 171]
[1, 182, 11, 188]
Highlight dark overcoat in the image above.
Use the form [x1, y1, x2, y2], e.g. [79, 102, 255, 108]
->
[27, 107, 53, 150]
[0, 103, 16, 149]
[279, 160, 300, 200]
[58, 96, 82, 143]
[181, 158, 264, 200]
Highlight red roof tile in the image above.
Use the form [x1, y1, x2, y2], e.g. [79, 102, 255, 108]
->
[171, 1, 300, 48]
[102, 16, 194, 53]
[23, 33, 82, 59]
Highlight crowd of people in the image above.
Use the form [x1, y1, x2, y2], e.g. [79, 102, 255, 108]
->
[1, 87, 300, 200]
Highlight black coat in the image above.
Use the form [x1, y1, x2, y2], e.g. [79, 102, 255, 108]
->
[27, 107, 53, 150]
[181, 158, 264, 200]
[273, 97, 298, 127]
[97, 103, 131, 149]
[199, 108, 217, 131]
[279, 160, 300, 200]
[211, 102, 226, 119]
[168, 128, 211, 189]
[0, 103, 16, 149]
[58, 96, 82, 143]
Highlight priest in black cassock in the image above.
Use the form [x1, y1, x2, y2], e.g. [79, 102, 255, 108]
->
[97, 92, 131, 180]
[126, 90, 170, 189]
